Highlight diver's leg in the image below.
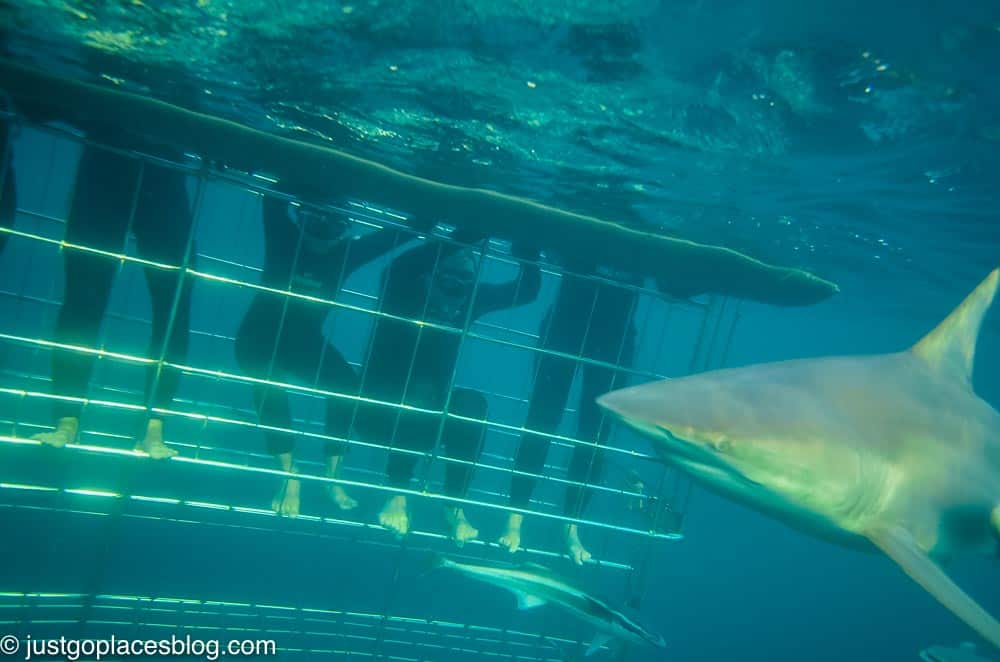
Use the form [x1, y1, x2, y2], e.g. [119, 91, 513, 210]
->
[440, 388, 488, 546]
[272, 449, 300, 518]
[318, 342, 361, 510]
[563, 319, 636, 564]
[235, 304, 300, 517]
[561, 363, 613, 565]
[324, 454, 356, 510]
[133, 165, 193, 459]
[35, 255, 116, 447]
[501, 351, 577, 552]
[33, 148, 135, 447]
[378, 407, 436, 537]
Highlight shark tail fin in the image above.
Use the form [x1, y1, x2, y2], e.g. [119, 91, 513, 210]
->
[911, 269, 999, 384]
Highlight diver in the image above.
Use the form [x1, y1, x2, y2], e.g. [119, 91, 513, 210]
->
[234, 186, 418, 518]
[500, 260, 638, 564]
[32, 142, 195, 459]
[358, 234, 540, 545]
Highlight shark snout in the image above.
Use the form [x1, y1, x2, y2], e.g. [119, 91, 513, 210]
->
[596, 388, 665, 439]
[595, 391, 625, 417]
[596, 385, 658, 423]
[598, 383, 697, 437]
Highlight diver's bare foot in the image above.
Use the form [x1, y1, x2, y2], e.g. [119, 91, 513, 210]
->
[445, 507, 478, 547]
[328, 485, 358, 511]
[499, 513, 523, 553]
[135, 419, 177, 459]
[272, 478, 301, 517]
[565, 524, 591, 566]
[32, 417, 79, 448]
[379, 495, 409, 538]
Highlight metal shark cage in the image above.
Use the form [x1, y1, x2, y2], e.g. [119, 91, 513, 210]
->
[0, 116, 741, 660]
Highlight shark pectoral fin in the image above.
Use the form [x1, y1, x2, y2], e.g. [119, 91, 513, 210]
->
[585, 633, 612, 657]
[868, 526, 1000, 649]
[512, 590, 546, 610]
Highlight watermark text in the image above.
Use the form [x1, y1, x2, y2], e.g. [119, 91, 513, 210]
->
[0, 634, 276, 661]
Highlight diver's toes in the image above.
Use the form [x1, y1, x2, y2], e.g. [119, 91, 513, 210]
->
[34, 431, 70, 448]
[454, 526, 478, 547]
[331, 487, 358, 511]
[566, 543, 590, 565]
[274, 480, 301, 518]
[498, 535, 520, 554]
[378, 501, 409, 537]
[145, 443, 178, 460]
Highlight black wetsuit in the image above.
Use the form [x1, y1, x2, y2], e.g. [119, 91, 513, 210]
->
[234, 194, 402, 459]
[358, 241, 541, 498]
[0, 116, 14, 254]
[49, 145, 195, 421]
[509, 263, 638, 517]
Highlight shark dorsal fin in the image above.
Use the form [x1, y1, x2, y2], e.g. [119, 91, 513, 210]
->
[910, 269, 999, 383]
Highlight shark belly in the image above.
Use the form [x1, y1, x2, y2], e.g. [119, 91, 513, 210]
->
[669, 453, 874, 550]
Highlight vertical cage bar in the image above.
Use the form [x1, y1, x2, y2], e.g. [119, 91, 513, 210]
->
[718, 299, 741, 369]
[702, 296, 729, 372]
[686, 294, 714, 375]
[144, 165, 204, 432]
[415, 237, 490, 493]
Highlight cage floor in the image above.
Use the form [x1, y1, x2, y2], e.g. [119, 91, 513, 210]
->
[0, 591, 600, 661]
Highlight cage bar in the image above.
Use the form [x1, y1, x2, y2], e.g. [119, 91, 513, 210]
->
[0, 113, 747, 661]
[0, 592, 592, 661]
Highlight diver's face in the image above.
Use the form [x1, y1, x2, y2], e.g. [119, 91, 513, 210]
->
[298, 210, 347, 254]
[427, 250, 476, 324]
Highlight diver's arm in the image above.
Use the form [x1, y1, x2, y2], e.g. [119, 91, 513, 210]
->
[341, 227, 406, 276]
[388, 239, 462, 281]
[473, 244, 542, 318]
[343, 214, 442, 276]
[261, 195, 291, 235]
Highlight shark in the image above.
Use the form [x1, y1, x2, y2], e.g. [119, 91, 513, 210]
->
[597, 268, 1000, 648]
[433, 555, 667, 655]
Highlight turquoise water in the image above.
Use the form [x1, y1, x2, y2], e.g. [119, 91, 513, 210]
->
[1, 2, 999, 661]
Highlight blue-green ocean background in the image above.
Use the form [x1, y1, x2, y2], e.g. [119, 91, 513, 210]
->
[1, 1, 1000, 660]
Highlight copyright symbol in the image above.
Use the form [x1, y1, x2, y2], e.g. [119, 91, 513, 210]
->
[0, 635, 18, 655]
